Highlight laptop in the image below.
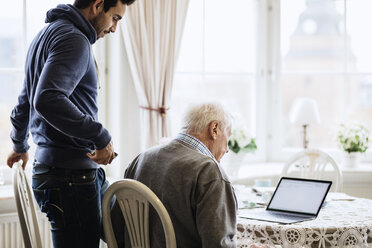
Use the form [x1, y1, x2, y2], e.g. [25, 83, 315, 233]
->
[238, 177, 332, 224]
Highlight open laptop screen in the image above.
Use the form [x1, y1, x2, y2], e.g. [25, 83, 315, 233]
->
[267, 177, 332, 215]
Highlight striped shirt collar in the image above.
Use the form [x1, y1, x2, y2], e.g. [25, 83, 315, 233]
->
[176, 133, 216, 160]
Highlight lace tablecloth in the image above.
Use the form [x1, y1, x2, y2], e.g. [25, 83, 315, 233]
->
[237, 196, 372, 248]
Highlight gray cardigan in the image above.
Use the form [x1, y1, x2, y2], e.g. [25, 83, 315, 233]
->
[111, 139, 237, 248]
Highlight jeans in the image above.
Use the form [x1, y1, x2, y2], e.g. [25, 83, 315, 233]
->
[32, 165, 109, 248]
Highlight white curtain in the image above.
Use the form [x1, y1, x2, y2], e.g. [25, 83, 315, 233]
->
[121, 0, 190, 149]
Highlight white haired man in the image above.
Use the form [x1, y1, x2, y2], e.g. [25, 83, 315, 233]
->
[111, 102, 237, 248]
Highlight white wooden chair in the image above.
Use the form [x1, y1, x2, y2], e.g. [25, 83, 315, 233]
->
[281, 149, 343, 192]
[102, 179, 176, 248]
[13, 162, 42, 248]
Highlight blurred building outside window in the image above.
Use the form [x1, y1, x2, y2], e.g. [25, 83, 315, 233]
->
[173, 0, 372, 162]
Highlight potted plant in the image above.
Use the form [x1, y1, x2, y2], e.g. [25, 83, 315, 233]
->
[223, 127, 257, 178]
[337, 123, 369, 168]
[228, 128, 257, 154]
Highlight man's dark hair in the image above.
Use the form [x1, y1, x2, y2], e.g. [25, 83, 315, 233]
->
[74, 0, 136, 12]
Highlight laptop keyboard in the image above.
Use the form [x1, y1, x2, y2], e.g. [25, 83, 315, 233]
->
[270, 212, 305, 220]
[238, 209, 314, 224]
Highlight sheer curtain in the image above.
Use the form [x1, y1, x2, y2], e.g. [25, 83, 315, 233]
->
[121, 0, 190, 149]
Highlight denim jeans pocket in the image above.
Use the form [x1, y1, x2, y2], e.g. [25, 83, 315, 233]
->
[33, 187, 65, 228]
[72, 170, 98, 201]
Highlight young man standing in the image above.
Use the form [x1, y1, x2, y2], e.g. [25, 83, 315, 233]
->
[7, 0, 135, 247]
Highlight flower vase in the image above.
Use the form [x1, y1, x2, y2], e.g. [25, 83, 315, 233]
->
[223, 152, 245, 179]
[343, 152, 360, 168]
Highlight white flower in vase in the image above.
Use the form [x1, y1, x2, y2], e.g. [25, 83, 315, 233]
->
[228, 128, 257, 154]
[223, 127, 257, 179]
[337, 123, 369, 168]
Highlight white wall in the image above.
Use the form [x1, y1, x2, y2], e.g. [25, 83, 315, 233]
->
[96, 27, 142, 178]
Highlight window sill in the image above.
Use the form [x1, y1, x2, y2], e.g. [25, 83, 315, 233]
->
[234, 161, 372, 176]
[0, 185, 15, 214]
[231, 162, 372, 199]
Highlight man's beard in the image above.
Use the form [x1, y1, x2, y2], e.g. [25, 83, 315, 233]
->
[91, 12, 104, 38]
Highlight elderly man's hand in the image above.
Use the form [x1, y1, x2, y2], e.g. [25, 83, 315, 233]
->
[87, 140, 117, 165]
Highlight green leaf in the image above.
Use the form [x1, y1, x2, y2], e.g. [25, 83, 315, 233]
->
[228, 140, 240, 154]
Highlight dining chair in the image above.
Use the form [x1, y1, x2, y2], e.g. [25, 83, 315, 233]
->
[13, 162, 43, 248]
[102, 179, 176, 248]
[281, 149, 343, 192]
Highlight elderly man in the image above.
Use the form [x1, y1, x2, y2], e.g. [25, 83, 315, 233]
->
[111, 102, 237, 248]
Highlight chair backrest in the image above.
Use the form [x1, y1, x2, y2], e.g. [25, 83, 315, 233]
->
[281, 149, 343, 192]
[102, 179, 176, 248]
[13, 162, 42, 248]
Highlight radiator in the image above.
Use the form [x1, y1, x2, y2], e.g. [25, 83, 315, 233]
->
[0, 212, 52, 248]
[0, 213, 107, 248]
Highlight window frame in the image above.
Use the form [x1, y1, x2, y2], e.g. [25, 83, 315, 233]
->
[3, 0, 372, 167]
[268, 0, 372, 162]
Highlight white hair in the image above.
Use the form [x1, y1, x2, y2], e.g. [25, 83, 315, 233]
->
[180, 102, 232, 134]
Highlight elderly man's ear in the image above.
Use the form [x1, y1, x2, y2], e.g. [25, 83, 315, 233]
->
[208, 121, 220, 140]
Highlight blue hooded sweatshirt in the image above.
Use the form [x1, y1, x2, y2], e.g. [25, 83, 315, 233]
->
[10, 4, 111, 169]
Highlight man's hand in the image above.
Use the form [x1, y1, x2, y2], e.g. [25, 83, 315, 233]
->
[7, 151, 29, 170]
[87, 140, 117, 165]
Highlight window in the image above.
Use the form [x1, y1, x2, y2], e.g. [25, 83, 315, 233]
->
[279, 0, 372, 160]
[170, 0, 260, 161]
[173, 0, 372, 162]
[4, 0, 372, 165]
[0, 0, 73, 162]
